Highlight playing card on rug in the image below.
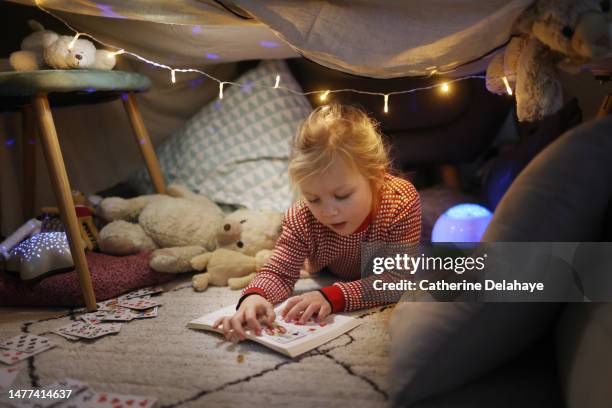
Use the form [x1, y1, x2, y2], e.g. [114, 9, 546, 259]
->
[100, 308, 134, 322]
[0, 344, 54, 365]
[87, 391, 157, 408]
[97, 298, 122, 312]
[0, 366, 18, 389]
[56, 322, 121, 340]
[131, 307, 158, 319]
[0, 334, 54, 353]
[124, 286, 163, 299]
[51, 330, 80, 341]
[117, 298, 160, 310]
[80, 311, 109, 325]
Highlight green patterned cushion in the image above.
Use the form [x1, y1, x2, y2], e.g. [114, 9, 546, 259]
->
[130, 60, 312, 212]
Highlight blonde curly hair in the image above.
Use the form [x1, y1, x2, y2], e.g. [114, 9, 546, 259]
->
[288, 104, 391, 199]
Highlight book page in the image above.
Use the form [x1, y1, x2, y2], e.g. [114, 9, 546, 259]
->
[188, 301, 361, 356]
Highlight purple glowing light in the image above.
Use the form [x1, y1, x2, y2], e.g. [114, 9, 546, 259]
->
[206, 53, 220, 60]
[192, 25, 202, 33]
[5, 139, 15, 147]
[259, 40, 280, 48]
[188, 78, 205, 89]
[95, 3, 127, 19]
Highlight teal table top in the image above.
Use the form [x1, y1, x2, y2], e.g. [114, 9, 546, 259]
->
[0, 70, 151, 109]
[0, 70, 151, 96]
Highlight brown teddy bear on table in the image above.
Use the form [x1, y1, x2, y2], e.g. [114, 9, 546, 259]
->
[486, 0, 611, 122]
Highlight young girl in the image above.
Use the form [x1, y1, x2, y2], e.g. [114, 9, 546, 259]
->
[214, 104, 421, 341]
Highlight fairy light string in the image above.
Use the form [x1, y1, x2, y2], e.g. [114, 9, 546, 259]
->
[34, 0, 499, 113]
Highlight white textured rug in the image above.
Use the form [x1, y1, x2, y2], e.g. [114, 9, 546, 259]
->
[0, 275, 393, 407]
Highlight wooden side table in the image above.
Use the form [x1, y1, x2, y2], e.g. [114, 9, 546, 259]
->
[0, 69, 167, 311]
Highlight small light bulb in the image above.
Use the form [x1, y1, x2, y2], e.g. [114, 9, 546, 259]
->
[219, 82, 224, 99]
[502, 76, 513, 95]
[384, 94, 389, 113]
[274, 75, 280, 88]
[320, 90, 330, 101]
[441, 82, 450, 93]
[170, 70, 176, 84]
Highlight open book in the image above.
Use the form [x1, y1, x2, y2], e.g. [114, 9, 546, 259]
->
[187, 301, 361, 358]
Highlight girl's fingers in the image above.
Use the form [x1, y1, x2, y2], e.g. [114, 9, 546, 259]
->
[281, 296, 301, 317]
[221, 317, 232, 337]
[245, 308, 262, 335]
[284, 300, 307, 323]
[264, 303, 277, 327]
[213, 316, 224, 329]
[299, 303, 319, 324]
[230, 315, 247, 341]
[316, 304, 331, 322]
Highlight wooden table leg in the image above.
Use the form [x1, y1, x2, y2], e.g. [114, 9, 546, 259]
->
[32, 93, 97, 311]
[21, 107, 37, 221]
[122, 92, 166, 194]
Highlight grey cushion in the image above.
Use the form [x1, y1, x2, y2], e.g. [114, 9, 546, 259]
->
[389, 116, 612, 407]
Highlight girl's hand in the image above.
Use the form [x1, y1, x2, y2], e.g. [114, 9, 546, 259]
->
[281, 291, 332, 324]
[212, 295, 275, 342]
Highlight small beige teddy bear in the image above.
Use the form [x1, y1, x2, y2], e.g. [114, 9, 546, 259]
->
[9, 20, 117, 71]
[190, 208, 283, 291]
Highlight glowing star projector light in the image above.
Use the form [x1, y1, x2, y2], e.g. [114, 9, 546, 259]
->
[432, 204, 493, 243]
[7, 232, 74, 281]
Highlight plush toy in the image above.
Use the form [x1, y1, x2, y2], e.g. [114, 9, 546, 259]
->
[486, 0, 611, 122]
[97, 186, 284, 281]
[9, 20, 117, 71]
[189, 208, 283, 291]
[97, 185, 225, 271]
[190, 248, 274, 291]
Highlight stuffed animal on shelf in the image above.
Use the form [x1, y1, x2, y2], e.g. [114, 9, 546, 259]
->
[188, 208, 283, 291]
[486, 0, 611, 122]
[9, 20, 117, 71]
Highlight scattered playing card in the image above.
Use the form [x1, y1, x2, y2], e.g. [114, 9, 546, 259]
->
[80, 311, 109, 325]
[124, 286, 163, 299]
[131, 307, 158, 319]
[51, 330, 80, 341]
[55, 322, 121, 340]
[100, 308, 134, 322]
[87, 391, 157, 408]
[0, 366, 18, 389]
[0, 343, 54, 365]
[0, 334, 54, 353]
[117, 298, 161, 310]
[97, 299, 122, 312]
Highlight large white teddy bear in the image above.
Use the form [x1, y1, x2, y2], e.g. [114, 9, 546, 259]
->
[98, 185, 225, 273]
[9, 20, 117, 71]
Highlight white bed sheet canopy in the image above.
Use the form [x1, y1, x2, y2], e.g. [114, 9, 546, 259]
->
[12, 0, 534, 78]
